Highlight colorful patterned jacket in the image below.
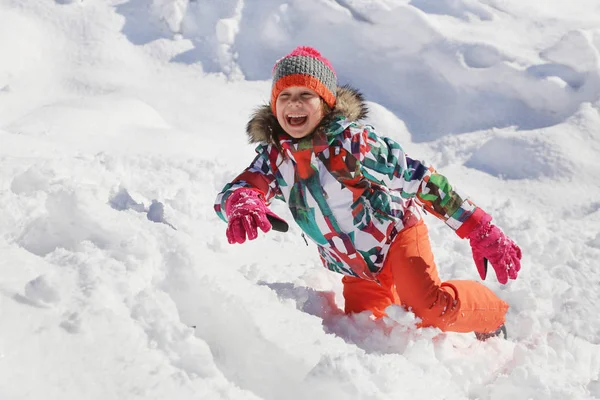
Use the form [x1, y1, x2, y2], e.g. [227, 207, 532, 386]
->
[215, 87, 484, 281]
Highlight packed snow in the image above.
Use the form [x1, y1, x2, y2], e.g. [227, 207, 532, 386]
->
[1, 0, 600, 399]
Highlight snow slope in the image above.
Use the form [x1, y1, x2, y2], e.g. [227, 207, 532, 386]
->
[1, 0, 600, 399]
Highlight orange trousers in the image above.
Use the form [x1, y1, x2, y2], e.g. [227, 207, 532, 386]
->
[343, 221, 508, 333]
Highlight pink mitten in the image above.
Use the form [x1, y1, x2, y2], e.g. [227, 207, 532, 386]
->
[468, 214, 522, 284]
[225, 188, 286, 244]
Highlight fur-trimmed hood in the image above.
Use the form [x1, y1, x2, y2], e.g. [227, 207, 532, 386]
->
[246, 85, 368, 145]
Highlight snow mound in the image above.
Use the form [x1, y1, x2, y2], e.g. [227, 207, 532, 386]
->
[465, 135, 574, 180]
[6, 96, 170, 137]
[141, 1, 600, 139]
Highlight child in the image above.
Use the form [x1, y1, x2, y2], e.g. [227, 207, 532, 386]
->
[214, 46, 521, 338]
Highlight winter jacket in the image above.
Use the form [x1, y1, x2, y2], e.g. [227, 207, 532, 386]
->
[215, 87, 483, 281]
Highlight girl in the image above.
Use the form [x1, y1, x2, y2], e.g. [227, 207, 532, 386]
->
[214, 46, 521, 338]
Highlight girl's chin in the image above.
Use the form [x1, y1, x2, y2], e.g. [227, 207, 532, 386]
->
[287, 131, 311, 139]
[285, 126, 311, 138]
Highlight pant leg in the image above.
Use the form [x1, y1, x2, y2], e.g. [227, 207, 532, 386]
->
[342, 258, 400, 319]
[388, 220, 508, 333]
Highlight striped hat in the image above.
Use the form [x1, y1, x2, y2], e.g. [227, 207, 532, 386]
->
[271, 46, 337, 115]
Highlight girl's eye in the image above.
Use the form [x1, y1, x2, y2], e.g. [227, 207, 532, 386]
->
[301, 93, 313, 97]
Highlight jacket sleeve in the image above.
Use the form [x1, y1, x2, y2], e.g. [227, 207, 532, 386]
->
[358, 124, 484, 238]
[214, 145, 284, 222]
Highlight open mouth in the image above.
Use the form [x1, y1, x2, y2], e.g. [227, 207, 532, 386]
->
[286, 115, 308, 126]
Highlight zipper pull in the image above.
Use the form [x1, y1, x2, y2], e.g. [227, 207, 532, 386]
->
[301, 233, 309, 246]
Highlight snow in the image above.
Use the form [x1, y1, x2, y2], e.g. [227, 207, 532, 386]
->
[0, 0, 599, 399]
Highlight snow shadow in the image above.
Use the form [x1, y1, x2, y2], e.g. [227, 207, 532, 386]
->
[409, 0, 495, 21]
[114, 0, 169, 45]
[109, 188, 177, 230]
[1, 289, 47, 309]
[261, 281, 433, 355]
[114, 0, 240, 74]
[527, 63, 586, 89]
[161, 270, 314, 400]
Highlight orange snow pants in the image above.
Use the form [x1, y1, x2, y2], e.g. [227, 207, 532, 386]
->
[342, 220, 508, 333]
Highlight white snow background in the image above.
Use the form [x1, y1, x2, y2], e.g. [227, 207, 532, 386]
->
[1, 0, 600, 399]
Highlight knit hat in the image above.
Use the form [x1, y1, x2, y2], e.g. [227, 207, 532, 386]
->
[271, 46, 337, 115]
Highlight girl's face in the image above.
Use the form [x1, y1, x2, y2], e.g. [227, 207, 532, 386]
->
[275, 86, 324, 139]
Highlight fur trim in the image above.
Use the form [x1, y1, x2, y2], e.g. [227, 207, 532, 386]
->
[246, 104, 278, 144]
[246, 85, 368, 144]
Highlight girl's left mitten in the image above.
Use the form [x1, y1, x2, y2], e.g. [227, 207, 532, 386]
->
[468, 213, 522, 284]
